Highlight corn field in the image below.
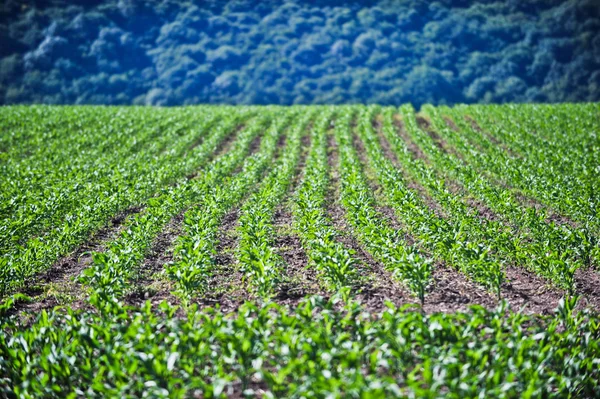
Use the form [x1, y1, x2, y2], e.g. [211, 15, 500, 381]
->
[1, 104, 599, 397]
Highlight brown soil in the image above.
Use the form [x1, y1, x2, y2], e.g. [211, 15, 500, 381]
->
[273, 128, 322, 304]
[416, 114, 464, 160]
[501, 266, 565, 315]
[248, 133, 263, 155]
[327, 202, 413, 311]
[574, 267, 600, 311]
[276, 128, 287, 150]
[464, 195, 503, 223]
[464, 115, 483, 133]
[375, 204, 403, 230]
[439, 173, 505, 225]
[124, 209, 187, 307]
[424, 263, 566, 314]
[348, 127, 380, 193]
[424, 263, 498, 313]
[186, 124, 243, 179]
[415, 115, 441, 143]
[443, 116, 460, 132]
[11, 205, 144, 315]
[289, 132, 312, 191]
[393, 115, 430, 164]
[273, 207, 322, 305]
[198, 208, 249, 313]
[327, 126, 414, 310]
[372, 117, 398, 166]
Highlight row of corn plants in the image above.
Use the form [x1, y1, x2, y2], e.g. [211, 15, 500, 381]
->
[404, 104, 596, 291]
[351, 106, 506, 297]
[292, 108, 360, 290]
[0, 107, 253, 296]
[1, 107, 190, 251]
[166, 109, 295, 300]
[422, 105, 600, 275]
[379, 105, 595, 296]
[78, 110, 262, 302]
[236, 110, 314, 297]
[376, 106, 548, 296]
[333, 107, 433, 303]
[447, 104, 600, 235]
[2, 294, 599, 398]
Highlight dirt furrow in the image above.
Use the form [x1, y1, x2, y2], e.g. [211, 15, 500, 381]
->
[351, 119, 564, 313]
[372, 116, 446, 219]
[273, 207, 321, 304]
[425, 263, 497, 313]
[499, 266, 564, 314]
[327, 126, 416, 310]
[273, 128, 321, 304]
[463, 115, 519, 158]
[574, 267, 600, 311]
[415, 114, 463, 160]
[12, 205, 144, 315]
[198, 208, 249, 312]
[186, 123, 244, 180]
[393, 115, 430, 165]
[125, 209, 186, 307]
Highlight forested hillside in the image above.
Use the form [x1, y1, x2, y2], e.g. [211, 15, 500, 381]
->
[1, 0, 599, 105]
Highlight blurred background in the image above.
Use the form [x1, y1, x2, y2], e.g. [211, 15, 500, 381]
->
[1, 0, 599, 107]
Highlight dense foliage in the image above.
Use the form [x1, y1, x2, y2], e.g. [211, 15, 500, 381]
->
[2, 295, 600, 398]
[1, 0, 600, 106]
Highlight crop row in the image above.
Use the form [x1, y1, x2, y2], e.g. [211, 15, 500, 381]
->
[78, 109, 260, 302]
[409, 105, 597, 292]
[166, 109, 294, 299]
[2, 107, 203, 252]
[2, 104, 599, 302]
[1, 108, 249, 295]
[292, 108, 360, 290]
[2, 294, 598, 397]
[236, 110, 315, 296]
[455, 103, 599, 232]
[332, 107, 433, 302]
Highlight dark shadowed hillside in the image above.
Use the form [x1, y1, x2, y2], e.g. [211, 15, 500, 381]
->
[1, 0, 599, 106]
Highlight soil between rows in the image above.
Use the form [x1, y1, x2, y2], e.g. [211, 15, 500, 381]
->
[8, 205, 144, 317]
[326, 128, 413, 310]
[363, 115, 575, 314]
